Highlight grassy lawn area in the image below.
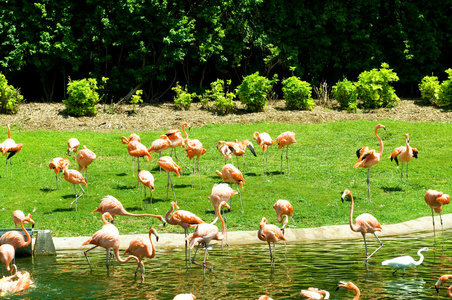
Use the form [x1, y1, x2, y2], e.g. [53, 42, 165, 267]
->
[0, 120, 450, 237]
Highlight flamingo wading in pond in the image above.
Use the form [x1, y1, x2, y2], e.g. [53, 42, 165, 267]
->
[424, 189, 450, 241]
[299, 287, 330, 299]
[257, 217, 286, 265]
[435, 274, 452, 297]
[336, 281, 360, 300]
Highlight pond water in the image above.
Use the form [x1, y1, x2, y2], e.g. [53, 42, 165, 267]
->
[3, 229, 452, 299]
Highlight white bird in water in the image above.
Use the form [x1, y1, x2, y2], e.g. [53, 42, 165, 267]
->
[382, 247, 434, 275]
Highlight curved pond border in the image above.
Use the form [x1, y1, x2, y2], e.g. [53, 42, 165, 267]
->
[51, 214, 451, 250]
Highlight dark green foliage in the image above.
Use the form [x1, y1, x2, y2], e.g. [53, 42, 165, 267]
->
[332, 78, 358, 113]
[62, 77, 106, 117]
[236, 72, 278, 112]
[0, 74, 23, 114]
[438, 69, 452, 106]
[281, 76, 315, 110]
[172, 83, 197, 110]
[419, 75, 440, 104]
[203, 79, 236, 115]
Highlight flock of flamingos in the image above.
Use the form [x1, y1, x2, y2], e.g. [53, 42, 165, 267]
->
[0, 122, 450, 299]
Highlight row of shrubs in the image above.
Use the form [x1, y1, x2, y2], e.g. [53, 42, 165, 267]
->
[1, 63, 452, 116]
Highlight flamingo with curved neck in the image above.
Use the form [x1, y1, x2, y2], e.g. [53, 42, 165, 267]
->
[436, 275, 452, 298]
[389, 133, 419, 191]
[354, 124, 386, 201]
[0, 214, 34, 249]
[166, 122, 190, 168]
[336, 281, 360, 300]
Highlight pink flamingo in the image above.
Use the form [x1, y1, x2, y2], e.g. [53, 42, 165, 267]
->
[341, 189, 383, 262]
[127, 140, 152, 187]
[217, 141, 233, 165]
[299, 287, 330, 299]
[173, 294, 196, 300]
[389, 133, 419, 191]
[354, 124, 386, 201]
[436, 275, 452, 298]
[0, 214, 34, 249]
[123, 227, 159, 282]
[165, 201, 204, 260]
[166, 122, 190, 168]
[76, 145, 96, 182]
[336, 281, 360, 300]
[424, 189, 450, 240]
[218, 139, 257, 170]
[0, 124, 23, 177]
[276, 131, 296, 174]
[138, 170, 155, 208]
[158, 156, 181, 202]
[82, 212, 140, 274]
[257, 217, 286, 265]
[216, 164, 245, 213]
[0, 244, 16, 274]
[61, 159, 87, 211]
[258, 296, 274, 300]
[121, 134, 141, 176]
[148, 135, 172, 172]
[183, 138, 206, 188]
[253, 132, 274, 174]
[49, 157, 66, 189]
[210, 183, 237, 246]
[0, 268, 31, 293]
[186, 201, 229, 273]
[273, 199, 296, 234]
[92, 195, 166, 225]
[66, 138, 80, 156]
[12, 210, 34, 229]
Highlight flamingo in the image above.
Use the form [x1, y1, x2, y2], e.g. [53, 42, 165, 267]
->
[49, 157, 66, 189]
[276, 131, 296, 174]
[258, 217, 286, 265]
[0, 214, 34, 249]
[127, 140, 152, 187]
[158, 156, 181, 202]
[299, 287, 330, 299]
[173, 294, 196, 300]
[0, 124, 23, 178]
[123, 227, 159, 282]
[341, 189, 383, 263]
[382, 247, 434, 275]
[210, 183, 237, 246]
[0, 244, 15, 274]
[12, 210, 34, 228]
[92, 195, 166, 225]
[62, 159, 87, 211]
[273, 199, 296, 234]
[436, 275, 452, 297]
[186, 201, 229, 273]
[216, 163, 245, 213]
[183, 138, 206, 188]
[82, 212, 140, 274]
[216, 141, 233, 165]
[258, 296, 274, 300]
[0, 268, 31, 293]
[138, 170, 155, 209]
[424, 189, 450, 241]
[389, 133, 419, 191]
[121, 134, 141, 176]
[253, 132, 274, 174]
[218, 139, 257, 170]
[147, 135, 172, 172]
[66, 138, 80, 156]
[76, 145, 96, 183]
[335, 281, 360, 300]
[354, 124, 386, 201]
[166, 122, 190, 168]
[165, 201, 204, 261]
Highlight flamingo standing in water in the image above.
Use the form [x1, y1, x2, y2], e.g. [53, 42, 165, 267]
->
[61, 159, 87, 211]
[273, 199, 296, 234]
[121, 134, 141, 176]
[210, 183, 237, 246]
[435, 274, 452, 297]
[158, 156, 181, 202]
[253, 132, 274, 174]
[389, 133, 419, 191]
[0, 214, 34, 249]
[335, 281, 360, 300]
[76, 145, 96, 183]
[183, 138, 206, 188]
[66, 138, 80, 156]
[299, 287, 330, 299]
[186, 201, 229, 274]
[354, 124, 386, 201]
[0, 124, 23, 178]
[341, 189, 383, 263]
[165, 201, 204, 261]
[0, 244, 16, 274]
[82, 212, 140, 274]
[216, 164, 245, 213]
[424, 189, 450, 241]
[258, 217, 286, 265]
[276, 131, 296, 174]
[123, 227, 159, 282]
[0, 268, 31, 293]
[49, 157, 66, 189]
[92, 195, 166, 225]
[166, 122, 190, 168]
[148, 135, 172, 172]
[138, 170, 155, 208]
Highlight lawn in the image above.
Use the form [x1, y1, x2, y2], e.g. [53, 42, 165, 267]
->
[0, 120, 450, 237]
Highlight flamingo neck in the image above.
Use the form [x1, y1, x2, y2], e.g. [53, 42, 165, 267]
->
[113, 247, 139, 264]
[165, 206, 176, 225]
[148, 232, 156, 259]
[353, 287, 360, 300]
[448, 285, 452, 298]
[217, 205, 226, 239]
[348, 193, 359, 232]
[7, 124, 11, 139]
[375, 128, 384, 155]
[405, 136, 410, 152]
[20, 222, 31, 247]
[181, 124, 188, 140]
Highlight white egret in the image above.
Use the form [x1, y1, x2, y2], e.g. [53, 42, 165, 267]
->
[382, 247, 434, 275]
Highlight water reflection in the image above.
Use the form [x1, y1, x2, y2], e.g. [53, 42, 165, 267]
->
[2, 229, 452, 299]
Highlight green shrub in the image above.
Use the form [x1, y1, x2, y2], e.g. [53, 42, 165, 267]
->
[355, 63, 400, 109]
[281, 76, 315, 110]
[236, 72, 278, 112]
[419, 75, 440, 105]
[63, 77, 107, 117]
[129, 89, 143, 114]
[0, 74, 23, 114]
[205, 79, 235, 114]
[332, 78, 358, 113]
[438, 69, 452, 106]
[172, 82, 197, 110]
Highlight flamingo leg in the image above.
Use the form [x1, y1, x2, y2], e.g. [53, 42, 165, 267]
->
[136, 157, 141, 189]
[367, 233, 383, 260]
[262, 150, 265, 174]
[367, 168, 371, 201]
[55, 175, 59, 190]
[70, 184, 85, 211]
[191, 241, 201, 265]
[290, 216, 297, 227]
[280, 148, 283, 174]
[202, 242, 213, 273]
[132, 157, 135, 176]
[400, 162, 404, 191]
[363, 234, 369, 263]
[83, 245, 99, 272]
[169, 173, 177, 203]
[143, 185, 147, 209]
[166, 172, 170, 201]
[234, 183, 244, 213]
[174, 148, 189, 169]
[432, 208, 436, 243]
[267, 241, 273, 264]
[149, 190, 153, 209]
[197, 157, 201, 188]
[406, 162, 409, 192]
[440, 211, 445, 240]
[286, 146, 290, 175]
[105, 248, 109, 274]
[140, 261, 145, 282]
[236, 156, 240, 169]
[191, 159, 195, 188]
[159, 152, 162, 173]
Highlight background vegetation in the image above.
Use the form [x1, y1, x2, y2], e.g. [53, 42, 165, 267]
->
[1, 0, 451, 103]
[0, 121, 450, 237]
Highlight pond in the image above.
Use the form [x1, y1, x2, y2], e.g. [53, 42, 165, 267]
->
[2, 229, 451, 299]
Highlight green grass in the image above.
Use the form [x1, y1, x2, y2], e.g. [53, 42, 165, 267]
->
[0, 120, 451, 237]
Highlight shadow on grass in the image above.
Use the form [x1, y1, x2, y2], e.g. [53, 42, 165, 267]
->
[40, 187, 56, 192]
[381, 186, 403, 193]
[115, 184, 137, 190]
[116, 173, 128, 177]
[61, 194, 76, 199]
[45, 208, 74, 214]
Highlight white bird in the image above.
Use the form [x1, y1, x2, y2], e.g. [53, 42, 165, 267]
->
[382, 247, 434, 275]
